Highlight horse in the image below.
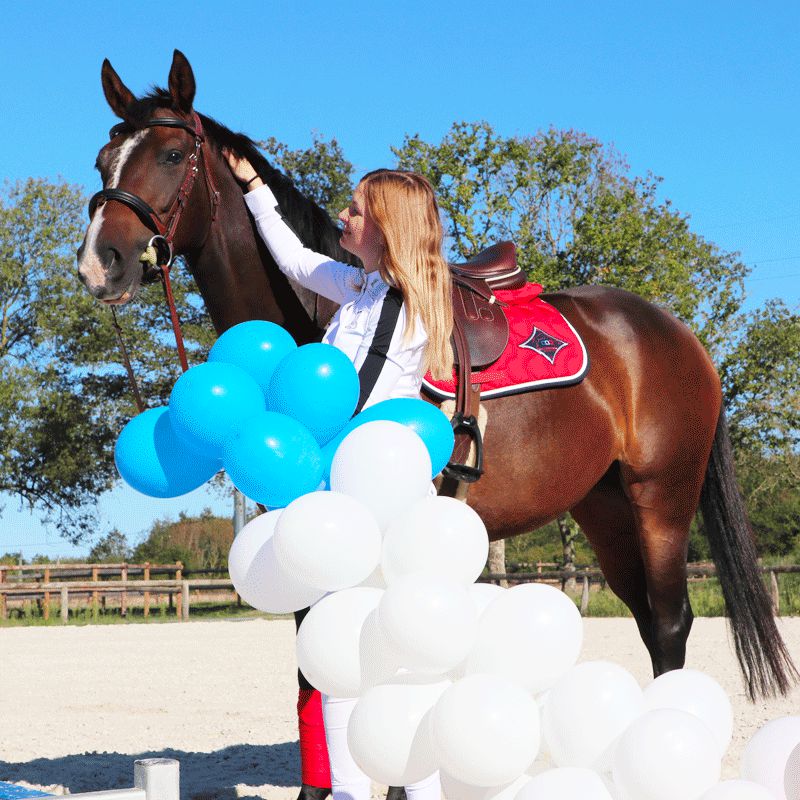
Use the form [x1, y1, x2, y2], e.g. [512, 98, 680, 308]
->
[77, 49, 796, 793]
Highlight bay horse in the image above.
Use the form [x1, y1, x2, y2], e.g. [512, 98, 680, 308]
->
[77, 50, 795, 793]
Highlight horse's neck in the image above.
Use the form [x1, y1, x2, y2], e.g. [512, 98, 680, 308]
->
[186, 167, 324, 344]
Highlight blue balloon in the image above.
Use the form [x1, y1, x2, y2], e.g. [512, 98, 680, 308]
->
[320, 397, 455, 482]
[208, 320, 297, 394]
[115, 407, 222, 498]
[267, 343, 360, 445]
[169, 362, 265, 459]
[223, 411, 324, 508]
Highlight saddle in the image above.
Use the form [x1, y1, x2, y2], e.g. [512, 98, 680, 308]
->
[440, 242, 526, 488]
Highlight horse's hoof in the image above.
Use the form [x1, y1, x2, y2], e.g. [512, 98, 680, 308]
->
[386, 788, 407, 800]
[296, 785, 331, 800]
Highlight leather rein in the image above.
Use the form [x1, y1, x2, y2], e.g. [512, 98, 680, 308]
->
[88, 112, 221, 410]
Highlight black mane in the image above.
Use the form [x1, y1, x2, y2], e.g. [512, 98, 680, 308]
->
[132, 89, 357, 268]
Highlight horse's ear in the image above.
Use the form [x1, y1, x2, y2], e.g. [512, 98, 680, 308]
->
[168, 50, 196, 114]
[101, 59, 136, 121]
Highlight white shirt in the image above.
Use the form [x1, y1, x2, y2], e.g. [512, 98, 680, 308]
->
[244, 185, 428, 409]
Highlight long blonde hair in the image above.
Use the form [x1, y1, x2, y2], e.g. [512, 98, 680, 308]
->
[359, 169, 454, 380]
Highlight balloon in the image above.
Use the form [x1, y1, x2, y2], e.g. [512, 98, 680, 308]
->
[223, 411, 323, 508]
[208, 320, 297, 394]
[267, 343, 360, 444]
[432, 673, 541, 787]
[330, 421, 432, 530]
[381, 496, 489, 586]
[227, 510, 324, 614]
[612, 709, 722, 800]
[464, 583, 583, 693]
[516, 768, 614, 800]
[439, 771, 531, 800]
[378, 573, 477, 673]
[326, 397, 455, 476]
[358, 608, 404, 692]
[449, 583, 506, 681]
[273, 491, 382, 591]
[700, 781, 778, 799]
[741, 716, 800, 800]
[296, 587, 383, 698]
[786, 742, 800, 800]
[542, 661, 644, 770]
[115, 406, 221, 498]
[169, 361, 265, 458]
[348, 675, 450, 786]
[643, 668, 733, 757]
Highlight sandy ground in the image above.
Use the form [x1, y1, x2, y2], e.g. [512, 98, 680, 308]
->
[1, 617, 799, 799]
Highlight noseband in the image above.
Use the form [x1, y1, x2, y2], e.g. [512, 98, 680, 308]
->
[88, 111, 221, 277]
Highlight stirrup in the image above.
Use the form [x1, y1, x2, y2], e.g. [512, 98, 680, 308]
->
[441, 412, 484, 483]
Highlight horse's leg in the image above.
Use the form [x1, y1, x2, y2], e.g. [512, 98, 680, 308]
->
[570, 464, 654, 654]
[295, 607, 332, 800]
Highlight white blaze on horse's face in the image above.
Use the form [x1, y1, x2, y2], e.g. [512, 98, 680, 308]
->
[77, 130, 148, 296]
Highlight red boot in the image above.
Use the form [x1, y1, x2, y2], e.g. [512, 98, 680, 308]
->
[297, 688, 331, 799]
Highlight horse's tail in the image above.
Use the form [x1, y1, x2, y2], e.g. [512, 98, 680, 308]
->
[699, 406, 798, 700]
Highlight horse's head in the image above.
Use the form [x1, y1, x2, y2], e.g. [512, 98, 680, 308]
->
[77, 50, 217, 304]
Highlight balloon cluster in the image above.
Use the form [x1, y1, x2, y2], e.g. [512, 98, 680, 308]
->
[113, 321, 454, 507]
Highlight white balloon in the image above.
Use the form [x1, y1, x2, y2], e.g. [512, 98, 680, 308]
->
[382, 496, 489, 585]
[612, 709, 722, 800]
[701, 780, 778, 799]
[464, 583, 583, 693]
[786, 742, 800, 800]
[449, 583, 507, 680]
[432, 673, 541, 787]
[348, 675, 450, 786]
[643, 668, 733, 757]
[741, 716, 800, 800]
[296, 587, 383, 698]
[358, 608, 404, 692]
[330, 421, 432, 530]
[440, 771, 531, 800]
[516, 767, 614, 799]
[378, 574, 477, 673]
[227, 510, 324, 613]
[273, 491, 381, 591]
[543, 661, 644, 770]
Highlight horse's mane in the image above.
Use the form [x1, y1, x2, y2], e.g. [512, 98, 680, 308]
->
[132, 89, 358, 267]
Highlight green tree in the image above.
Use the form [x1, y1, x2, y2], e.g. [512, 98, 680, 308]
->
[88, 528, 131, 563]
[393, 121, 747, 353]
[259, 133, 354, 219]
[0, 178, 217, 542]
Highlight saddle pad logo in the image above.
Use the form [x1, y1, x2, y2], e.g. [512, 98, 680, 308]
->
[519, 327, 568, 364]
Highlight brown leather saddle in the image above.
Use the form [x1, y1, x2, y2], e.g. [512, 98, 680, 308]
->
[440, 241, 527, 486]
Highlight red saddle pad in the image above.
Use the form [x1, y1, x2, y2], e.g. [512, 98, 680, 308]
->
[423, 283, 589, 400]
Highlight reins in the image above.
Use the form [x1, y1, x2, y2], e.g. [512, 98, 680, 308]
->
[89, 112, 222, 408]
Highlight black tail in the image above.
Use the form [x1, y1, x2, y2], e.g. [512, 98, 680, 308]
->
[699, 406, 798, 700]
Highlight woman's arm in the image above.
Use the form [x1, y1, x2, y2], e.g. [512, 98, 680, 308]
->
[225, 152, 354, 305]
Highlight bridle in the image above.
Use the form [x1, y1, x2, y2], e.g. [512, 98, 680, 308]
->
[88, 111, 221, 406]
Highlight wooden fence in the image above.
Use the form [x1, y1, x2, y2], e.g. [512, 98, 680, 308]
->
[1, 561, 797, 623]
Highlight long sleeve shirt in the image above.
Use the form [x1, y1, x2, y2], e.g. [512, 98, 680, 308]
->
[244, 185, 428, 410]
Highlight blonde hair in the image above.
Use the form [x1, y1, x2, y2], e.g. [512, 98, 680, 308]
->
[359, 169, 454, 380]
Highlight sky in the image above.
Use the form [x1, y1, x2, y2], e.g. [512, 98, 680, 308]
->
[1, 1, 799, 559]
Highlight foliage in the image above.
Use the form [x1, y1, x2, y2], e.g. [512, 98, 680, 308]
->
[131, 509, 233, 571]
[259, 133, 354, 220]
[88, 528, 131, 563]
[0, 179, 217, 541]
[393, 121, 747, 354]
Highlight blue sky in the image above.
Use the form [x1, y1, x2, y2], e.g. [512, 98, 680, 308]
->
[1, 1, 799, 559]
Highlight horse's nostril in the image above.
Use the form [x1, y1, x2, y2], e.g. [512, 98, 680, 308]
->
[106, 246, 122, 272]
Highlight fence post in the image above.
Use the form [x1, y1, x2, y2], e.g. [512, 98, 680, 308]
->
[144, 562, 151, 618]
[43, 566, 51, 621]
[0, 567, 6, 620]
[121, 564, 128, 617]
[175, 562, 183, 619]
[60, 587, 69, 623]
[580, 575, 590, 616]
[181, 581, 189, 621]
[770, 570, 780, 614]
[92, 565, 100, 617]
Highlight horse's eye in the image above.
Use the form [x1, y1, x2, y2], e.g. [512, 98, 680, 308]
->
[166, 150, 184, 164]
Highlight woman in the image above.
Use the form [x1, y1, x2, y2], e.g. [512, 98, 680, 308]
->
[226, 150, 452, 800]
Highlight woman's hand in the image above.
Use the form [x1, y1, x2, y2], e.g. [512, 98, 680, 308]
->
[223, 149, 264, 191]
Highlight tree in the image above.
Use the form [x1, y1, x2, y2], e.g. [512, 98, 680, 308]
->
[0, 179, 217, 541]
[393, 121, 747, 354]
[259, 133, 354, 219]
[88, 529, 131, 563]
